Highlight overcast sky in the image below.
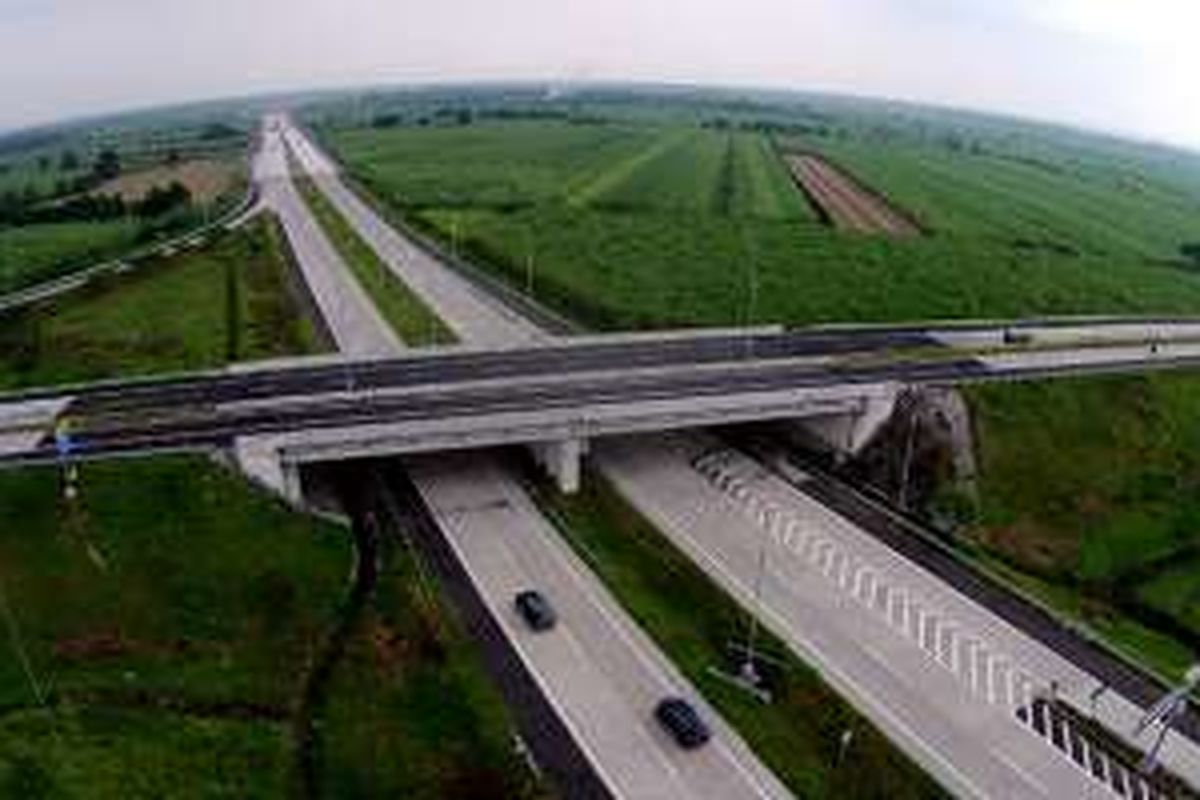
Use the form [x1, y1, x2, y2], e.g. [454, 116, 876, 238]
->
[1, 0, 1196, 148]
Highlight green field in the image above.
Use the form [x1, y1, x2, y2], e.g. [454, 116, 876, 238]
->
[533, 471, 945, 799]
[797, 137, 1200, 260]
[0, 457, 347, 798]
[0, 221, 139, 294]
[0, 216, 321, 389]
[331, 118, 1200, 333]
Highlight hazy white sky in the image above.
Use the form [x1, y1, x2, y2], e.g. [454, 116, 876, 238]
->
[0, 0, 1195, 147]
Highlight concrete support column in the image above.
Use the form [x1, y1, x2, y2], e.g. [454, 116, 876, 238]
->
[280, 458, 304, 505]
[530, 437, 585, 494]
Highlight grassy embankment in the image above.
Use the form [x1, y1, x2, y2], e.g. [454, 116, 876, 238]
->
[0, 216, 320, 389]
[293, 174, 456, 346]
[532, 471, 946, 799]
[965, 376, 1200, 679]
[328, 116, 1200, 677]
[0, 221, 140, 295]
[0, 218, 534, 796]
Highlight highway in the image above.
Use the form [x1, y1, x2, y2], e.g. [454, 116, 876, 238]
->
[256, 115, 401, 356]
[601, 433, 1200, 798]
[278, 110, 1200, 800]
[272, 116, 791, 798]
[7, 112, 1194, 798]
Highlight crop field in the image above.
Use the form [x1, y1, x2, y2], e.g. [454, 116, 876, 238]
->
[332, 117, 1200, 332]
[792, 137, 1200, 260]
[0, 216, 320, 389]
[335, 121, 662, 209]
[0, 220, 139, 294]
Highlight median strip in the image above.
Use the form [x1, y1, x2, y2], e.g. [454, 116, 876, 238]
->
[293, 174, 456, 347]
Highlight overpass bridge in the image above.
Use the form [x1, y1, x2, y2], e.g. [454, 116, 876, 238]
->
[4, 321, 1200, 500]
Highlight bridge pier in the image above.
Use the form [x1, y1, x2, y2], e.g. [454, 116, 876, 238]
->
[532, 437, 585, 494]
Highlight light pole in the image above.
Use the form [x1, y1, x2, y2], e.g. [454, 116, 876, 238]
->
[738, 221, 759, 360]
[525, 227, 535, 298]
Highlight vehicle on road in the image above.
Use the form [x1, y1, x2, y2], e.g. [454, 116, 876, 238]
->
[654, 697, 711, 749]
[514, 589, 557, 631]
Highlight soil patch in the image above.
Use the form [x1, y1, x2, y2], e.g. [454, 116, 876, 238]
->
[94, 159, 238, 203]
[784, 153, 922, 237]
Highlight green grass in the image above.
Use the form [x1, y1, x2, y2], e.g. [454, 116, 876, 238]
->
[0, 456, 348, 797]
[0, 211, 536, 795]
[294, 175, 456, 346]
[533, 472, 946, 799]
[0, 707, 285, 800]
[0, 220, 139, 294]
[316, 530, 539, 799]
[0, 215, 322, 389]
[965, 373, 1200, 677]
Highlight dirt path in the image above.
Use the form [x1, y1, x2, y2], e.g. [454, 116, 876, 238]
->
[785, 153, 921, 237]
[290, 469, 380, 800]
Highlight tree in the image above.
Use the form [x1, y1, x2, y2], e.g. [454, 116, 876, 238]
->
[1182, 242, 1200, 269]
[164, 148, 181, 166]
[136, 181, 191, 218]
[92, 148, 121, 181]
[59, 149, 80, 171]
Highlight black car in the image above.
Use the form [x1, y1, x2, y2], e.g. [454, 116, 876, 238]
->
[514, 589, 557, 631]
[654, 697, 711, 749]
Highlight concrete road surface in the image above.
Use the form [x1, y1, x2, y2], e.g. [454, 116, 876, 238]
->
[255, 115, 400, 356]
[599, 432, 1200, 798]
[411, 453, 790, 800]
[281, 118, 545, 346]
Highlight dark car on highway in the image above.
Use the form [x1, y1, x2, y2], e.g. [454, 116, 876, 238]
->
[654, 697, 711, 749]
[514, 589, 557, 631]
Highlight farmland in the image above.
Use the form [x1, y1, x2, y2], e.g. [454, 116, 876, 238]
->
[792, 136, 1200, 260]
[329, 115, 1200, 332]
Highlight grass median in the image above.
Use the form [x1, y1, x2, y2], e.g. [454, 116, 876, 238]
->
[294, 174, 456, 346]
[529, 468, 947, 799]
